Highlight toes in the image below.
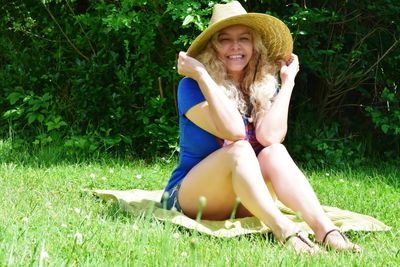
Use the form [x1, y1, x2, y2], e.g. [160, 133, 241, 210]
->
[309, 245, 320, 255]
[325, 233, 362, 252]
[352, 244, 362, 253]
[286, 233, 318, 254]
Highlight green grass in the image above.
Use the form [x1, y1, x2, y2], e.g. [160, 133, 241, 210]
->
[0, 141, 399, 266]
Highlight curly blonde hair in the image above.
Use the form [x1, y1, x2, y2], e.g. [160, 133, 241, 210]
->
[196, 27, 279, 121]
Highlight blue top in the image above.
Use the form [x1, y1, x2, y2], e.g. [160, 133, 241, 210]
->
[163, 77, 264, 194]
[164, 77, 222, 193]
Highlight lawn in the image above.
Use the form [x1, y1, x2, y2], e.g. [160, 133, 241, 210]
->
[0, 142, 399, 266]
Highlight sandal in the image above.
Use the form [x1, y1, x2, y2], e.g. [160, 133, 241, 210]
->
[284, 231, 319, 254]
[317, 229, 361, 253]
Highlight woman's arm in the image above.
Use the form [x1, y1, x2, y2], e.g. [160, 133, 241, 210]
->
[255, 54, 299, 146]
[178, 52, 246, 141]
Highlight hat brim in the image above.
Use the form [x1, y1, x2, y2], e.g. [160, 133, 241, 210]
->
[187, 13, 293, 62]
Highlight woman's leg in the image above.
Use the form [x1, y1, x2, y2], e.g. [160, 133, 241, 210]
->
[257, 144, 361, 251]
[178, 140, 317, 252]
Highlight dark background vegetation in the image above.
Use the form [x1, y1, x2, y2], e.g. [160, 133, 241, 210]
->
[1, 0, 399, 166]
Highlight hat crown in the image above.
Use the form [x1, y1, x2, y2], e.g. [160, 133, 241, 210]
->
[209, 1, 247, 26]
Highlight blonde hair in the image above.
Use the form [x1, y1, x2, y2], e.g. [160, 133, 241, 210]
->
[196, 28, 279, 120]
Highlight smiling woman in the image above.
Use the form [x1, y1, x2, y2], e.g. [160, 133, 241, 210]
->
[194, 22, 281, 123]
[161, 1, 361, 254]
[215, 25, 253, 81]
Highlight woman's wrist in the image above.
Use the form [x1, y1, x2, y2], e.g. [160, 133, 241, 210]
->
[281, 79, 295, 89]
[193, 69, 208, 84]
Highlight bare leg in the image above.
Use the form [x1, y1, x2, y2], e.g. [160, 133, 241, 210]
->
[178, 140, 317, 253]
[257, 144, 361, 251]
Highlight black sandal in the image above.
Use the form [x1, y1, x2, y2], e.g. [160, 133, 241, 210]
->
[318, 229, 361, 253]
[284, 231, 318, 254]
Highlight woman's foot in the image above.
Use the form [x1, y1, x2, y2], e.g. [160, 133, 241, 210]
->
[283, 231, 320, 254]
[317, 229, 362, 253]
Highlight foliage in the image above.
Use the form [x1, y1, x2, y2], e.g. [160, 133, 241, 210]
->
[1, 0, 182, 156]
[288, 118, 367, 167]
[0, 0, 399, 163]
[286, 1, 400, 117]
[366, 81, 400, 135]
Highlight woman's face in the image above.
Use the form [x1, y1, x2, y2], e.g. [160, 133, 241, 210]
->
[216, 25, 253, 79]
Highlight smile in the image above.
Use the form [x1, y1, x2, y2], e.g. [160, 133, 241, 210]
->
[227, 54, 244, 60]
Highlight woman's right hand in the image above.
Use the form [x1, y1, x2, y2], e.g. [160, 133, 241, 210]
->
[177, 51, 207, 81]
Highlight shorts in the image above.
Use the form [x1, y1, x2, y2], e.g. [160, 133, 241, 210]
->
[161, 182, 182, 212]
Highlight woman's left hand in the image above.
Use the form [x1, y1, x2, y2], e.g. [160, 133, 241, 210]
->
[277, 53, 299, 84]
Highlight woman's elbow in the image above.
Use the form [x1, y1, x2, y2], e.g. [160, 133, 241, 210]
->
[226, 130, 246, 141]
[221, 127, 246, 141]
[257, 134, 285, 147]
[234, 132, 247, 141]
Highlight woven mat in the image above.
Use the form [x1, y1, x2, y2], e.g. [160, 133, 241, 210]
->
[94, 189, 391, 238]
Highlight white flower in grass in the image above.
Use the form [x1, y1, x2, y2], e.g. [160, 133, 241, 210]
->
[46, 201, 52, 209]
[89, 173, 96, 179]
[74, 232, 83, 245]
[74, 208, 81, 214]
[40, 246, 49, 263]
[132, 224, 139, 231]
[371, 191, 376, 195]
[181, 251, 188, 257]
[325, 173, 330, 176]
[172, 232, 180, 239]
[61, 223, 67, 228]
[339, 179, 345, 183]
[135, 174, 142, 179]
[109, 169, 114, 174]
[40, 250, 49, 260]
[21, 217, 29, 223]
[101, 176, 107, 181]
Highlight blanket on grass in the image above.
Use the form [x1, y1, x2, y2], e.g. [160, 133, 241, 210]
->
[93, 189, 391, 238]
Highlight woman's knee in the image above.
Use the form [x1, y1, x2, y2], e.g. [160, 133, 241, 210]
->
[258, 143, 288, 160]
[221, 139, 257, 166]
[227, 139, 255, 157]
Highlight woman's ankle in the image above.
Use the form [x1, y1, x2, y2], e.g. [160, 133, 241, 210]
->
[313, 221, 337, 241]
[270, 220, 300, 242]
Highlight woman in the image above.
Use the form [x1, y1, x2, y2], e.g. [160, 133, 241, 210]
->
[162, 1, 361, 253]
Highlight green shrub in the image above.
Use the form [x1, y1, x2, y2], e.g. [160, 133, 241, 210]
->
[0, 0, 399, 163]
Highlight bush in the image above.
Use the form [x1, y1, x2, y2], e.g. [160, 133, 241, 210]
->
[0, 0, 399, 163]
[1, 0, 183, 156]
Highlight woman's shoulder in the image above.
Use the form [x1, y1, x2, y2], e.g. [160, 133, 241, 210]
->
[178, 77, 202, 96]
[179, 77, 199, 88]
[177, 77, 205, 107]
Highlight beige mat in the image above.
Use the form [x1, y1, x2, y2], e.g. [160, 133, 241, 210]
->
[94, 189, 391, 238]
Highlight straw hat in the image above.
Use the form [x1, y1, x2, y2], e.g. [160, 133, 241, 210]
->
[187, 1, 293, 61]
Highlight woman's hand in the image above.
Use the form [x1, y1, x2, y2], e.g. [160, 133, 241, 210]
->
[277, 53, 300, 84]
[177, 51, 207, 81]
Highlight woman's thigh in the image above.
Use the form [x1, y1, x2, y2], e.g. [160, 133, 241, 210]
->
[178, 140, 255, 220]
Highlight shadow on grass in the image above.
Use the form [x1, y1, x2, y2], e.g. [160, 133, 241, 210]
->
[301, 161, 400, 189]
[0, 139, 173, 168]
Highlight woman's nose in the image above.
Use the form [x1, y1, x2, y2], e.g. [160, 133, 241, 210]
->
[231, 40, 241, 49]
